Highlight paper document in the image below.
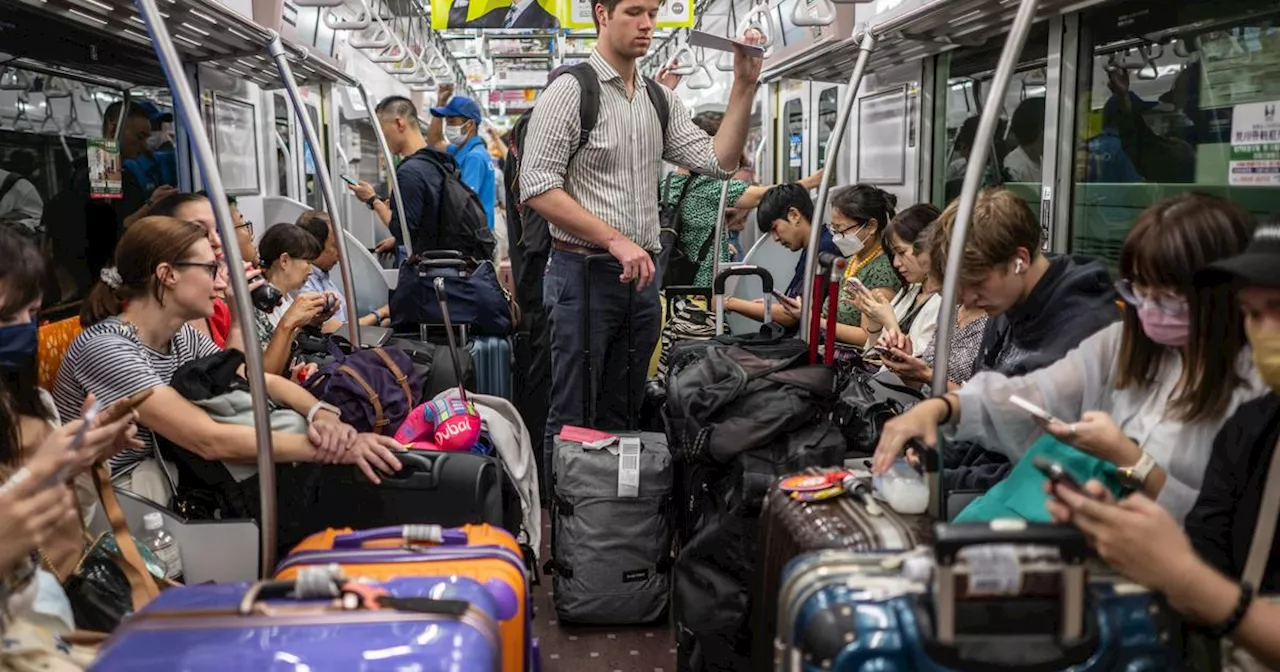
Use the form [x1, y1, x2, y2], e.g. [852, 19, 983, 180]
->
[687, 30, 766, 58]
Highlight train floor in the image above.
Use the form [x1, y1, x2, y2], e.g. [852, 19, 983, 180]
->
[533, 509, 677, 671]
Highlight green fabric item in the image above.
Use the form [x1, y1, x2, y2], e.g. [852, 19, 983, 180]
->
[953, 435, 1127, 523]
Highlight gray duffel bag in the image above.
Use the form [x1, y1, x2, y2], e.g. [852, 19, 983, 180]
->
[548, 431, 673, 624]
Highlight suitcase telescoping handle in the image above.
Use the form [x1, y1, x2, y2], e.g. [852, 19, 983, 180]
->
[930, 521, 1089, 646]
[581, 253, 638, 430]
[417, 250, 464, 261]
[712, 265, 774, 336]
[432, 277, 470, 404]
[334, 524, 470, 548]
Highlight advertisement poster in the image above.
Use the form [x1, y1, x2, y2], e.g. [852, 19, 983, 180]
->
[430, 0, 561, 30]
[1229, 100, 1280, 187]
[87, 139, 122, 200]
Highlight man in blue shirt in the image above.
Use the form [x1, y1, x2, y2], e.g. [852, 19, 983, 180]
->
[427, 86, 497, 230]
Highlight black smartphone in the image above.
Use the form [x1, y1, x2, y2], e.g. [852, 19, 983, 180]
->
[340, 174, 359, 187]
[873, 345, 903, 362]
[1033, 456, 1084, 493]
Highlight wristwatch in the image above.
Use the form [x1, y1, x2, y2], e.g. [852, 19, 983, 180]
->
[1117, 450, 1157, 489]
[365, 195, 378, 210]
[307, 401, 342, 425]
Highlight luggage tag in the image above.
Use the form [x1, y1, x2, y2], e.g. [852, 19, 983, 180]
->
[617, 437, 641, 498]
[779, 470, 854, 503]
[559, 425, 618, 449]
[958, 544, 1024, 597]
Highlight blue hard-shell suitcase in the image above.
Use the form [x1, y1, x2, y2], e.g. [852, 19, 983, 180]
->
[774, 522, 1185, 671]
[469, 335, 513, 399]
[91, 574, 507, 671]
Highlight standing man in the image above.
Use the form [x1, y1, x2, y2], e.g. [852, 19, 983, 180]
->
[520, 0, 762, 465]
[347, 97, 448, 258]
[428, 86, 497, 231]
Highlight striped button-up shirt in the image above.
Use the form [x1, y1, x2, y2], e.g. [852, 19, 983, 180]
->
[520, 50, 732, 252]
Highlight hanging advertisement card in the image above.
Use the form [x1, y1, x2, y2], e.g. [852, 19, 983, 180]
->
[87, 139, 123, 200]
[562, 0, 693, 30]
[430, 0, 562, 30]
[1229, 100, 1280, 187]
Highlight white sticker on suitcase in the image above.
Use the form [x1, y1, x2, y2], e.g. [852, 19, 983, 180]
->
[618, 438, 641, 497]
[959, 544, 1023, 597]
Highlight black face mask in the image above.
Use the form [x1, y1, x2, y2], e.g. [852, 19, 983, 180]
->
[0, 321, 37, 370]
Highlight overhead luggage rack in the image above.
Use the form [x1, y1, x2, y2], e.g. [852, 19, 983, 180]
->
[2, 0, 353, 88]
[761, 0, 1112, 83]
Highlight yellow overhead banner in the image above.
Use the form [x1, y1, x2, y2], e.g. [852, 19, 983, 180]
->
[429, 0, 694, 31]
[430, 0, 562, 30]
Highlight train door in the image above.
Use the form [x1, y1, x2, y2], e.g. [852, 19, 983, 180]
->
[777, 80, 807, 183]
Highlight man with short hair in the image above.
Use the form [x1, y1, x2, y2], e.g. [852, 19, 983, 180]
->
[346, 96, 449, 257]
[428, 87, 497, 230]
[520, 0, 763, 463]
[296, 209, 390, 328]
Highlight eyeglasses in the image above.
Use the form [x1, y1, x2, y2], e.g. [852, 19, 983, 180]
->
[173, 261, 220, 280]
[1115, 279, 1189, 315]
[236, 220, 254, 235]
[828, 219, 864, 236]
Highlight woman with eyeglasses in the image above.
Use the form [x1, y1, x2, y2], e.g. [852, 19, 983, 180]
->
[874, 193, 1265, 521]
[53, 216, 401, 506]
[251, 224, 338, 376]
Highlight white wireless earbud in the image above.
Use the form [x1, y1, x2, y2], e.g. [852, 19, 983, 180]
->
[1015, 259, 1025, 274]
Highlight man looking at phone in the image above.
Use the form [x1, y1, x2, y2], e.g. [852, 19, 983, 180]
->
[723, 183, 841, 326]
[520, 0, 763, 465]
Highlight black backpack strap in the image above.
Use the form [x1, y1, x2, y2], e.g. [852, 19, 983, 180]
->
[642, 77, 671, 140]
[563, 63, 600, 155]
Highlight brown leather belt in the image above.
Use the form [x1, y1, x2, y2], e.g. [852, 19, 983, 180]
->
[552, 239, 606, 256]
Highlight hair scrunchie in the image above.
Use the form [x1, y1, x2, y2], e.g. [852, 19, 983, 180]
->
[99, 267, 123, 290]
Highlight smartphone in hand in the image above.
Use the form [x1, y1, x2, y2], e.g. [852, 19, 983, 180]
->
[873, 345, 903, 362]
[340, 174, 359, 187]
[1010, 394, 1060, 425]
[1033, 456, 1085, 493]
[48, 400, 102, 487]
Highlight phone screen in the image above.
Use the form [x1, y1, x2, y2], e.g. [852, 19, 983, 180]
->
[1009, 394, 1058, 424]
[1033, 457, 1084, 492]
[340, 174, 359, 187]
[49, 401, 101, 487]
[770, 290, 789, 303]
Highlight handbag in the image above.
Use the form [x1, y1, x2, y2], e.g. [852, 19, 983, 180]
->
[389, 257, 516, 336]
[834, 362, 924, 456]
[60, 464, 163, 633]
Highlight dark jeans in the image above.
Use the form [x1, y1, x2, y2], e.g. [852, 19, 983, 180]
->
[542, 249, 661, 482]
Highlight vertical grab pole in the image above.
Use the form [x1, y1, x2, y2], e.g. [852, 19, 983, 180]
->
[799, 32, 875, 343]
[355, 83, 413, 257]
[134, 0, 279, 577]
[710, 179, 732, 333]
[929, 0, 1043, 520]
[267, 34, 362, 348]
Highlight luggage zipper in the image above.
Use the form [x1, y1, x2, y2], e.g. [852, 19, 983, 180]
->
[278, 545, 527, 578]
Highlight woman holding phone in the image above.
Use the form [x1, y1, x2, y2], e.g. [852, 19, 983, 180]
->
[873, 193, 1265, 522]
[852, 204, 943, 356]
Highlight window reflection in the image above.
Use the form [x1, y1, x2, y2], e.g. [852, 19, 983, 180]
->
[784, 96, 804, 183]
[1071, 1, 1280, 272]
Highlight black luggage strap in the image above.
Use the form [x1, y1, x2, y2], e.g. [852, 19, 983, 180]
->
[376, 596, 471, 616]
[553, 494, 575, 517]
[543, 558, 572, 578]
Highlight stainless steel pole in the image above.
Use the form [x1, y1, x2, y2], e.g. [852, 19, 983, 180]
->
[799, 32, 875, 343]
[929, 0, 1043, 519]
[267, 34, 362, 348]
[356, 83, 412, 256]
[710, 178, 733, 333]
[134, 0, 278, 577]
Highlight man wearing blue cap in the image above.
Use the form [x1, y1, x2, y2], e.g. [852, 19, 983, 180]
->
[428, 85, 497, 230]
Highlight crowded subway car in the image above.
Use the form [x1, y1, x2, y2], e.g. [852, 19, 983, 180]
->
[0, 0, 1279, 668]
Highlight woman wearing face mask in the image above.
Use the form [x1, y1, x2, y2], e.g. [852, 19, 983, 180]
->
[253, 224, 335, 376]
[873, 193, 1265, 522]
[826, 185, 904, 351]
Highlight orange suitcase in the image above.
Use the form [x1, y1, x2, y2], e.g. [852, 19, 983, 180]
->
[276, 524, 535, 672]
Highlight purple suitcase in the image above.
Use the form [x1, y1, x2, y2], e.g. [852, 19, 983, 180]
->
[91, 574, 508, 671]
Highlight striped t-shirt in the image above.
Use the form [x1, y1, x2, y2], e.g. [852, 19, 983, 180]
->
[52, 316, 220, 475]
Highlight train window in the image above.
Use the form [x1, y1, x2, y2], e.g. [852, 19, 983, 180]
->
[274, 93, 291, 198]
[816, 87, 838, 170]
[1070, 0, 1280, 271]
[936, 25, 1051, 209]
[783, 96, 805, 183]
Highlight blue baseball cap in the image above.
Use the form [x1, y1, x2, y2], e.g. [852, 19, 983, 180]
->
[430, 96, 483, 123]
[136, 101, 173, 123]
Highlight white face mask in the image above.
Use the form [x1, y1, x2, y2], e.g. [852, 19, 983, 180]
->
[444, 123, 469, 146]
[831, 227, 865, 257]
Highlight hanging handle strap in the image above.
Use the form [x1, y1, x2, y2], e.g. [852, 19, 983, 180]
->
[93, 462, 160, 610]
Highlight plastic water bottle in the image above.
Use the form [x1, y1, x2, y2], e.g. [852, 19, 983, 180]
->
[140, 513, 184, 582]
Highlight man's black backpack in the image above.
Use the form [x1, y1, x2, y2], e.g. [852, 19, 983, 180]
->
[402, 149, 496, 264]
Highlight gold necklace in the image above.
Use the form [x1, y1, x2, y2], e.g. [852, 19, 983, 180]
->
[844, 246, 884, 281]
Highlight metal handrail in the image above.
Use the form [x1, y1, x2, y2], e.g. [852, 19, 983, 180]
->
[355, 83, 413, 257]
[929, 0, 1042, 519]
[135, 0, 279, 577]
[798, 32, 875, 342]
[710, 179, 733, 333]
[267, 34, 362, 349]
